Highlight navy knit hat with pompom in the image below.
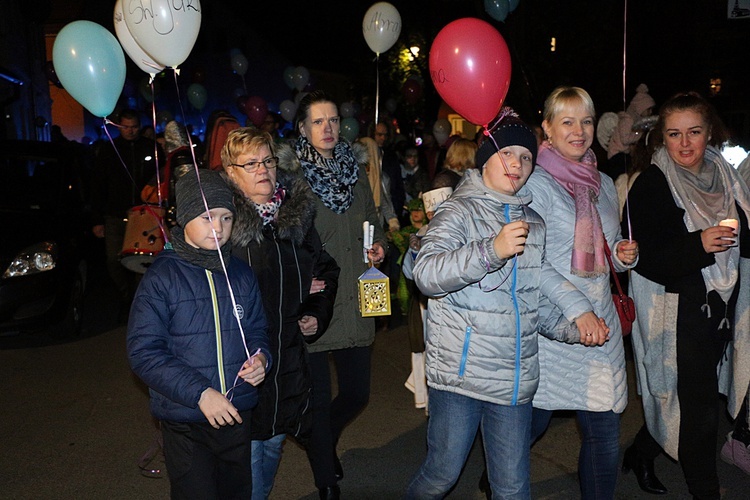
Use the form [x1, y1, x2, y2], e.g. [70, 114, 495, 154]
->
[475, 108, 538, 172]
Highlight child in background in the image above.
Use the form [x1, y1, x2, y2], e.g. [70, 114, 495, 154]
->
[127, 168, 271, 499]
[405, 110, 608, 499]
[400, 189, 453, 414]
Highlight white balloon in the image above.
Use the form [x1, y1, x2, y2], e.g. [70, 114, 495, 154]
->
[123, 0, 202, 68]
[362, 2, 401, 55]
[113, 0, 164, 75]
[294, 66, 310, 92]
[280, 99, 296, 123]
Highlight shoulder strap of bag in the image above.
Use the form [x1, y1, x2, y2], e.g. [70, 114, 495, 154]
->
[603, 239, 626, 297]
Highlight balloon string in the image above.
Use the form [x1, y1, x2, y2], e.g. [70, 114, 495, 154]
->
[622, 0, 633, 242]
[374, 55, 381, 131]
[483, 124, 528, 221]
[169, 67, 251, 363]
[103, 118, 139, 189]
[622, 1, 628, 109]
[149, 79, 163, 207]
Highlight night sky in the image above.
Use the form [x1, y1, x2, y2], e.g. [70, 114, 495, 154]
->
[46, 0, 750, 145]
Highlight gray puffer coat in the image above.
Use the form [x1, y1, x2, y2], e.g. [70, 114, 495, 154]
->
[413, 170, 593, 406]
[526, 167, 630, 413]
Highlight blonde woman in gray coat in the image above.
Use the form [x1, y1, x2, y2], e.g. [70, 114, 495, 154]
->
[525, 87, 638, 500]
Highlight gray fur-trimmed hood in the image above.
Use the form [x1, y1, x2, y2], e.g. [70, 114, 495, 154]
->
[224, 143, 317, 247]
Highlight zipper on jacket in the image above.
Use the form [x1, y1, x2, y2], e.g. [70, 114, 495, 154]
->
[206, 270, 227, 394]
[272, 234, 284, 433]
[292, 243, 303, 303]
[459, 326, 472, 377]
[506, 204, 522, 405]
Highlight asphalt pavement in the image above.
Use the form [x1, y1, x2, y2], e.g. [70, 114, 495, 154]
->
[1, 273, 748, 499]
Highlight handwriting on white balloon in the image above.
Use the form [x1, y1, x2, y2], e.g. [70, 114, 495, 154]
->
[363, 10, 400, 34]
[126, 0, 200, 35]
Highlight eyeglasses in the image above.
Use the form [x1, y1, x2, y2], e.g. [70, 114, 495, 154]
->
[230, 157, 279, 172]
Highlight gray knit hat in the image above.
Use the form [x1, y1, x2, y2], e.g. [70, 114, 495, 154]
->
[475, 108, 538, 172]
[175, 168, 235, 227]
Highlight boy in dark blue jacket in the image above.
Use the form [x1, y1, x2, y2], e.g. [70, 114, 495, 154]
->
[127, 168, 271, 498]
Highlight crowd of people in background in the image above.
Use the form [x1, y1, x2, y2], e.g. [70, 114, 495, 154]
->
[78, 79, 750, 500]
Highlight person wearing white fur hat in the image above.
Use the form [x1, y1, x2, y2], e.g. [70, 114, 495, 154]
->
[602, 83, 656, 180]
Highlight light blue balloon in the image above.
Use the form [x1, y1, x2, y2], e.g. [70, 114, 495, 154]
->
[52, 21, 126, 118]
[509, 0, 521, 12]
[340, 117, 360, 143]
[484, 0, 509, 22]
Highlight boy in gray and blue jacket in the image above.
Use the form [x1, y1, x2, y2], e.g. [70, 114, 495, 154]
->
[405, 110, 608, 500]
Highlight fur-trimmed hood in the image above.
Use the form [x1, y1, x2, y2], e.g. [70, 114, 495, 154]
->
[225, 143, 317, 247]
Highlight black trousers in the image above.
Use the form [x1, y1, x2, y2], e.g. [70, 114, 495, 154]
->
[161, 411, 253, 500]
[306, 346, 372, 489]
[633, 290, 729, 500]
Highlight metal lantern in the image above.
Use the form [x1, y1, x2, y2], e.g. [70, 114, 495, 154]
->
[357, 265, 391, 317]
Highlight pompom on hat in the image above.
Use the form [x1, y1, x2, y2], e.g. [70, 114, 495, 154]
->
[175, 168, 235, 227]
[475, 107, 538, 172]
[626, 83, 655, 116]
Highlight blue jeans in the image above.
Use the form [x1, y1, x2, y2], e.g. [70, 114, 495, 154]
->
[406, 389, 531, 500]
[251, 433, 286, 500]
[532, 408, 620, 500]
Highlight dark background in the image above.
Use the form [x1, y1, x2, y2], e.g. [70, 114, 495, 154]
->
[6, 0, 750, 146]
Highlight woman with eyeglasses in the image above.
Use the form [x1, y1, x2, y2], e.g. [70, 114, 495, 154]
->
[293, 90, 387, 500]
[221, 127, 340, 500]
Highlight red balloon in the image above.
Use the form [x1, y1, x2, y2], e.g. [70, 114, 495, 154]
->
[429, 18, 512, 126]
[245, 95, 269, 128]
[402, 79, 422, 105]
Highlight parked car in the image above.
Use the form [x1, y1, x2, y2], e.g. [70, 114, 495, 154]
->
[0, 140, 93, 337]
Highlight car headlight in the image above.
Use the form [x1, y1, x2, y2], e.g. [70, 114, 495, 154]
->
[2, 242, 58, 278]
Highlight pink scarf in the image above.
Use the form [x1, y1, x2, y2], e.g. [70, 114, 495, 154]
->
[537, 141, 607, 278]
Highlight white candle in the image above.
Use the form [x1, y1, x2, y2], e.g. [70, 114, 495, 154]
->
[719, 218, 738, 232]
[363, 221, 371, 262]
[719, 218, 739, 247]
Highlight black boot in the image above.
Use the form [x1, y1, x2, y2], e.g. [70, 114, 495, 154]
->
[318, 484, 341, 500]
[621, 444, 668, 495]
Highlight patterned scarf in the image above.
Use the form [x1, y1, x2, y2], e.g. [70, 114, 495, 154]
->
[537, 141, 607, 278]
[253, 182, 286, 226]
[295, 136, 359, 214]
